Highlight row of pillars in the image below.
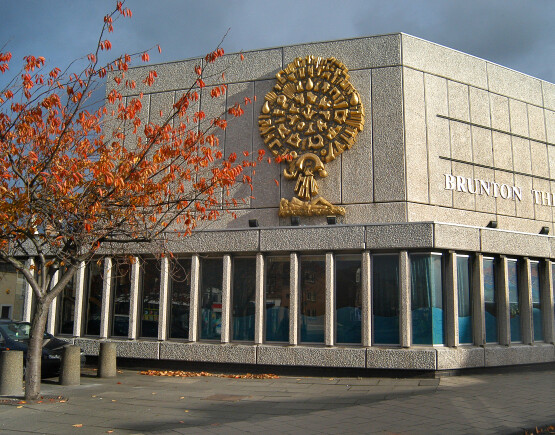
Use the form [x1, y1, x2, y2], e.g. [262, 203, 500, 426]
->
[0, 342, 117, 397]
[23, 251, 555, 347]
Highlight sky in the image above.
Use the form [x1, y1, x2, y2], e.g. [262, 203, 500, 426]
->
[0, 0, 554, 84]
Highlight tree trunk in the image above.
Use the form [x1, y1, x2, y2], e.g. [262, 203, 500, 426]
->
[25, 300, 49, 400]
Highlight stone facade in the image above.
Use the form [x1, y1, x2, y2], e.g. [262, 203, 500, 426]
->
[24, 34, 555, 371]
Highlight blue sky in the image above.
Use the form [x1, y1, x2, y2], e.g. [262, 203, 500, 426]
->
[1, 0, 554, 83]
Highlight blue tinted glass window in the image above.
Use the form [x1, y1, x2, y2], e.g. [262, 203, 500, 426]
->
[57, 268, 76, 335]
[530, 261, 543, 342]
[411, 253, 444, 345]
[265, 257, 290, 342]
[140, 259, 160, 338]
[373, 255, 399, 345]
[85, 262, 103, 336]
[232, 258, 256, 341]
[200, 259, 223, 340]
[457, 256, 472, 344]
[169, 259, 191, 339]
[508, 259, 521, 342]
[300, 256, 325, 343]
[111, 259, 131, 337]
[336, 255, 362, 344]
[483, 258, 498, 343]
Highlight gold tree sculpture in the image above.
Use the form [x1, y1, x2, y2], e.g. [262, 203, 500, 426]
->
[259, 56, 364, 217]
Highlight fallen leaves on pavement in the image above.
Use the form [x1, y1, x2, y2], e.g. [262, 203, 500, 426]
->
[524, 425, 555, 434]
[139, 370, 279, 379]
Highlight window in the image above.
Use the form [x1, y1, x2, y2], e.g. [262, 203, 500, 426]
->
[483, 257, 498, 343]
[411, 253, 444, 345]
[111, 259, 131, 337]
[232, 258, 256, 341]
[57, 269, 76, 335]
[457, 255, 472, 344]
[265, 257, 290, 342]
[200, 258, 223, 340]
[1, 305, 12, 319]
[300, 256, 325, 343]
[336, 255, 362, 344]
[530, 261, 543, 342]
[372, 254, 399, 345]
[139, 259, 160, 338]
[507, 259, 521, 343]
[169, 259, 191, 339]
[84, 261, 104, 336]
[0, 263, 25, 321]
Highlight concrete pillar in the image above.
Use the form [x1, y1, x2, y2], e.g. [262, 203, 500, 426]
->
[188, 255, 200, 342]
[22, 259, 34, 323]
[520, 258, 533, 345]
[289, 253, 300, 346]
[0, 351, 23, 396]
[98, 341, 117, 378]
[59, 345, 81, 386]
[128, 257, 140, 340]
[472, 254, 486, 346]
[100, 258, 113, 339]
[445, 252, 459, 347]
[72, 262, 86, 337]
[325, 252, 335, 347]
[158, 257, 170, 341]
[399, 251, 411, 348]
[361, 251, 372, 347]
[47, 270, 59, 336]
[254, 253, 265, 345]
[497, 256, 510, 346]
[541, 260, 554, 344]
[221, 255, 232, 343]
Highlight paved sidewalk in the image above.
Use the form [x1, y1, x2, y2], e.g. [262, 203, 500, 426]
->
[0, 366, 553, 434]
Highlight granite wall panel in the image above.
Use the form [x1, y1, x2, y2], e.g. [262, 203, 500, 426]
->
[225, 82, 255, 209]
[372, 67, 406, 202]
[260, 226, 365, 252]
[480, 228, 550, 257]
[203, 48, 282, 86]
[436, 347, 485, 369]
[543, 81, 555, 112]
[424, 74, 452, 207]
[401, 34, 488, 89]
[473, 166, 496, 215]
[528, 104, 547, 143]
[283, 34, 401, 71]
[343, 202, 407, 225]
[487, 63, 543, 107]
[251, 79, 281, 209]
[484, 344, 554, 367]
[341, 69, 373, 205]
[403, 67, 429, 204]
[365, 223, 433, 249]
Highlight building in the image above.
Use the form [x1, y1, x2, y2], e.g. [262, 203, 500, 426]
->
[12, 33, 555, 372]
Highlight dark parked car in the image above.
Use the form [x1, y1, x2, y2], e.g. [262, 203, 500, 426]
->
[0, 320, 84, 376]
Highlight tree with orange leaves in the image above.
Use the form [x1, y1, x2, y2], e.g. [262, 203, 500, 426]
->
[0, 1, 260, 399]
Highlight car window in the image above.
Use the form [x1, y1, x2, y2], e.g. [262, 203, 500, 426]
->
[0, 323, 31, 340]
[0, 323, 52, 341]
